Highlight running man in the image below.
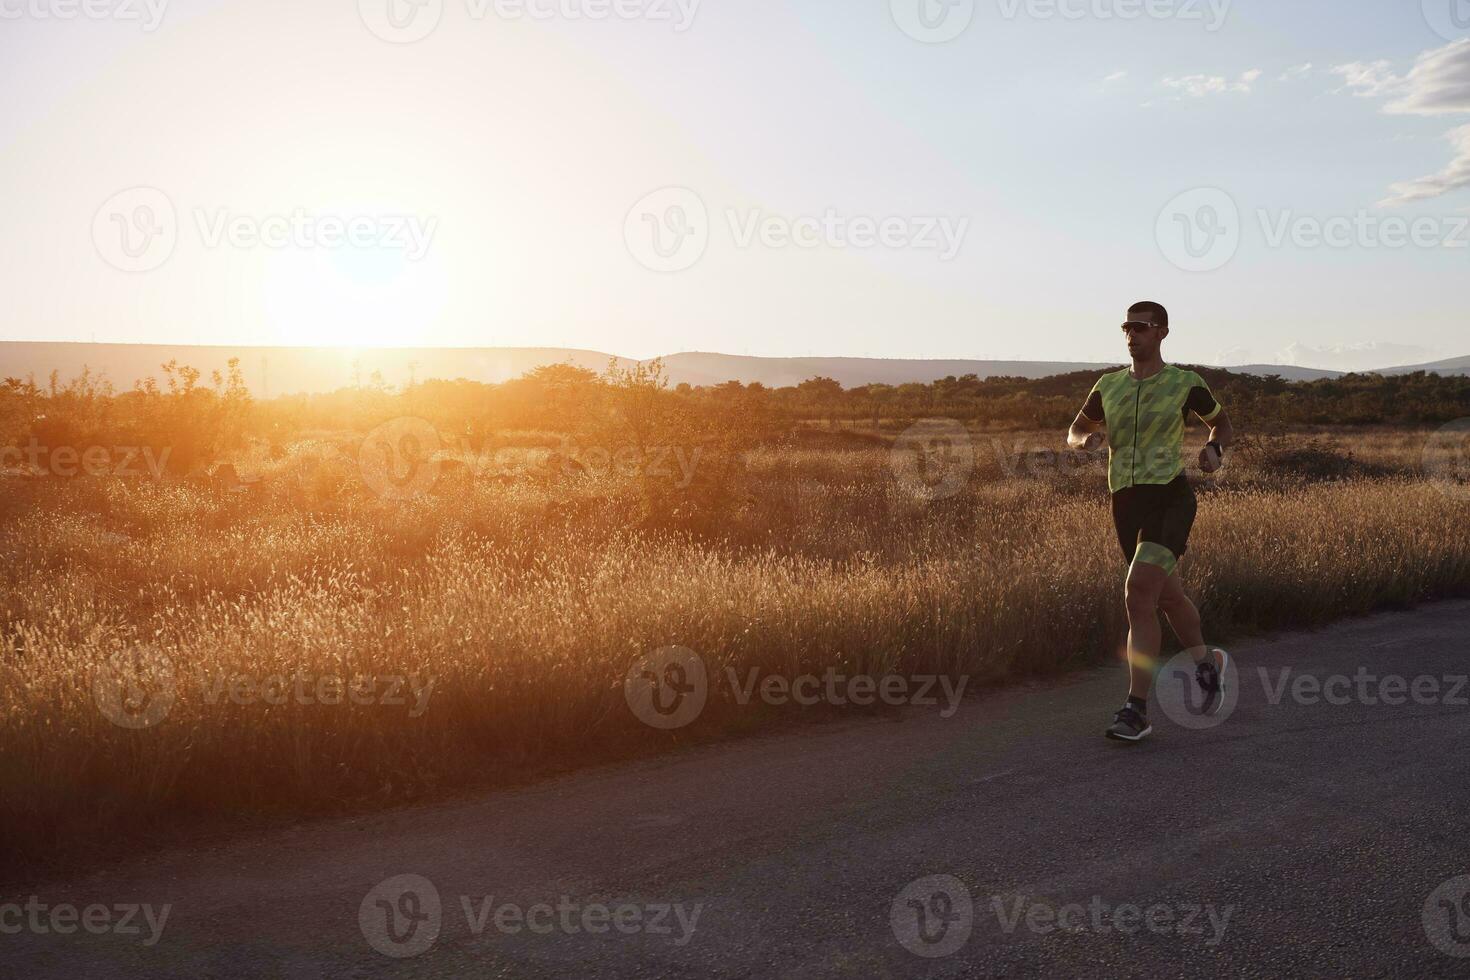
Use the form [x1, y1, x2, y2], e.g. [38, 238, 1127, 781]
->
[1067, 301, 1235, 742]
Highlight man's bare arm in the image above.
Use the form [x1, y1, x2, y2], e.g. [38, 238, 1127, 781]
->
[1198, 408, 1233, 473]
[1205, 408, 1234, 450]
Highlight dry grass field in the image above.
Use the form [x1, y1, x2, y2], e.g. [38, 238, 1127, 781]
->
[3, 416, 1470, 869]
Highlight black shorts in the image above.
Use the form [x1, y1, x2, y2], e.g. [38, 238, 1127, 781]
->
[1111, 475, 1197, 568]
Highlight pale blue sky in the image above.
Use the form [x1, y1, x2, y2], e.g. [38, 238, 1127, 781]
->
[2, 0, 1467, 369]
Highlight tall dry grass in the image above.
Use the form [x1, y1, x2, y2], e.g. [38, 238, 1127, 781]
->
[2, 426, 1469, 868]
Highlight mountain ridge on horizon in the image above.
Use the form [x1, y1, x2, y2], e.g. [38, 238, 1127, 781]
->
[3, 340, 1468, 395]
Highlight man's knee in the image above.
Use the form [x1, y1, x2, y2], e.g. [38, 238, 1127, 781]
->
[1124, 564, 1166, 619]
[1125, 587, 1158, 620]
[1157, 580, 1191, 615]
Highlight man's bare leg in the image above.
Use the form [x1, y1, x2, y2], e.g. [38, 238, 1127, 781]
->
[1158, 571, 1209, 660]
[1123, 559, 1169, 702]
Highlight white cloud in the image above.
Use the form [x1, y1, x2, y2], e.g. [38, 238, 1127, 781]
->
[1103, 70, 1127, 83]
[1280, 62, 1313, 81]
[1331, 40, 1470, 112]
[1160, 68, 1262, 98]
[1385, 39, 1470, 116]
[1379, 123, 1470, 206]
[1331, 60, 1406, 99]
[1334, 41, 1470, 206]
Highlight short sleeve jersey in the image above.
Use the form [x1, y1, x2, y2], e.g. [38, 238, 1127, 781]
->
[1081, 364, 1222, 493]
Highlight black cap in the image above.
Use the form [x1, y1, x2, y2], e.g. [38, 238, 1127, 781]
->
[1126, 301, 1168, 329]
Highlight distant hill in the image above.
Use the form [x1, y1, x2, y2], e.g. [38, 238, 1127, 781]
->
[0, 341, 1462, 395]
[0, 343, 634, 397]
[655, 352, 1120, 388]
[1214, 363, 1340, 381]
[1378, 355, 1470, 377]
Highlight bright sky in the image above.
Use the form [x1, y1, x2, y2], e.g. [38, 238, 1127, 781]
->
[2, 0, 1468, 369]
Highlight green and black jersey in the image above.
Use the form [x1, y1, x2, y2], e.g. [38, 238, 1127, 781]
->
[1081, 364, 1222, 493]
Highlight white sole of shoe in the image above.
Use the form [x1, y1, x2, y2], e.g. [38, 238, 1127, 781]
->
[1208, 648, 1230, 716]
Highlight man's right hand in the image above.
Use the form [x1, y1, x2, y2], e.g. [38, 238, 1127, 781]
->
[1083, 431, 1106, 453]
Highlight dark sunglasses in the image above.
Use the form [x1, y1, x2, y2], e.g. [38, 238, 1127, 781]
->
[1120, 321, 1160, 334]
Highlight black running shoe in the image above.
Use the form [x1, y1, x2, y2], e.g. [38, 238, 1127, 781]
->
[1195, 648, 1229, 716]
[1105, 705, 1152, 742]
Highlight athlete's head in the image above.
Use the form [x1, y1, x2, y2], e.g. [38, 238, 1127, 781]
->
[1122, 301, 1169, 360]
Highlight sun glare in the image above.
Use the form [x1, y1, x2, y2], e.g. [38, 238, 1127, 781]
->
[262, 238, 449, 349]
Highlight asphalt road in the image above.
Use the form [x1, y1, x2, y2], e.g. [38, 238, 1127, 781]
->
[6, 602, 1470, 978]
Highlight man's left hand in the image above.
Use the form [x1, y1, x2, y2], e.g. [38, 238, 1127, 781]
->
[1199, 442, 1224, 474]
